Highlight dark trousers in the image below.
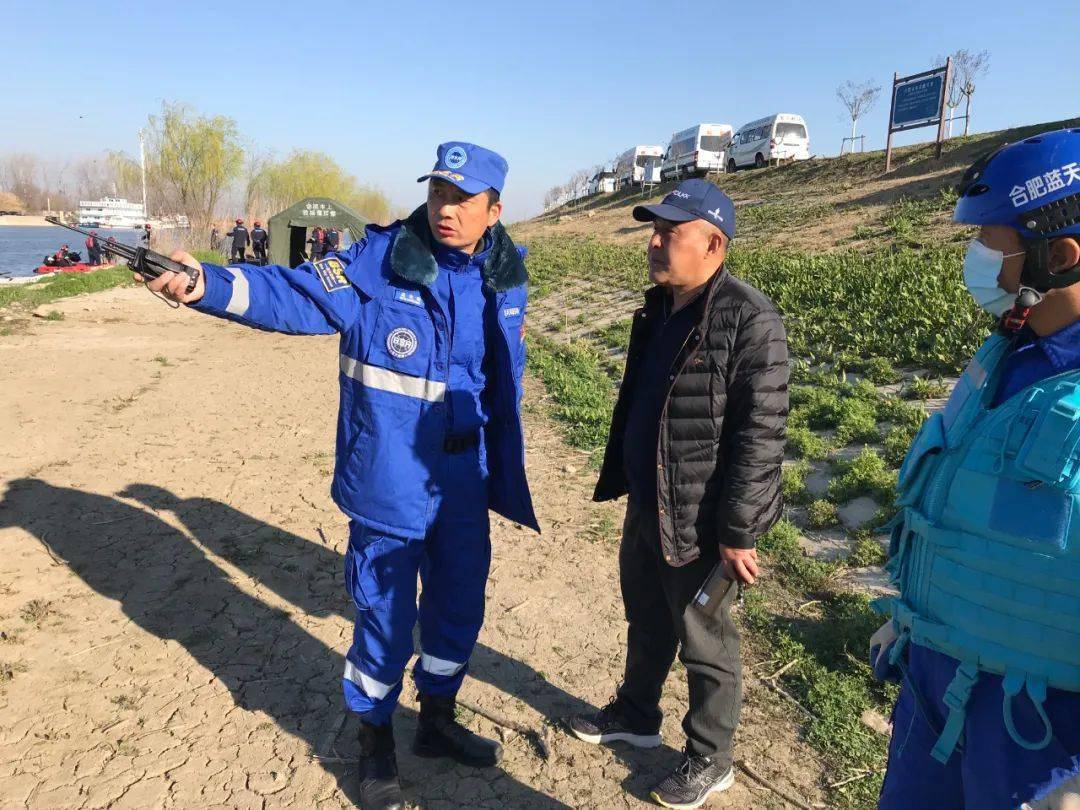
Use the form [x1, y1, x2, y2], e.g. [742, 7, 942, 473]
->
[252, 243, 267, 263]
[617, 499, 742, 765]
[231, 244, 246, 262]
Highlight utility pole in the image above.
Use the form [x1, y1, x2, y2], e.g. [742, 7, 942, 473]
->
[138, 129, 148, 221]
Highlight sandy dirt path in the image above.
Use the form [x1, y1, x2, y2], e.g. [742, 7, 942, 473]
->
[0, 287, 825, 809]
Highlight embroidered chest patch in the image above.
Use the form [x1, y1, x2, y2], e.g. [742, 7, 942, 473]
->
[387, 327, 419, 359]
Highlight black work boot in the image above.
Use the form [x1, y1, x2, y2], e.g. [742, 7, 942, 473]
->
[357, 721, 403, 810]
[568, 696, 662, 748]
[413, 692, 502, 767]
[649, 748, 735, 809]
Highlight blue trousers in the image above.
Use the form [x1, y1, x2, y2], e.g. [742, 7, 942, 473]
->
[341, 446, 491, 725]
[879, 645, 1080, 809]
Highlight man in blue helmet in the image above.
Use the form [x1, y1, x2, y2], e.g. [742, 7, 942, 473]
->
[138, 142, 537, 810]
[871, 127, 1080, 809]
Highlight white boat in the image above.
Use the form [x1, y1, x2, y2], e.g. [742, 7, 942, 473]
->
[77, 197, 147, 229]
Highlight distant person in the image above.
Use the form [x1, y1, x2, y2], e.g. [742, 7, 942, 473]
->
[570, 179, 789, 808]
[141, 224, 152, 248]
[326, 226, 340, 254]
[104, 236, 117, 264]
[227, 218, 250, 262]
[50, 244, 74, 267]
[210, 226, 221, 252]
[85, 231, 102, 266]
[251, 221, 269, 264]
[308, 226, 326, 261]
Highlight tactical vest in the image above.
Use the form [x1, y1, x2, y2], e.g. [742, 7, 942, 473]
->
[876, 333, 1080, 763]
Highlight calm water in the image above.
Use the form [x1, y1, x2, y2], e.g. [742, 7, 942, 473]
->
[0, 225, 141, 278]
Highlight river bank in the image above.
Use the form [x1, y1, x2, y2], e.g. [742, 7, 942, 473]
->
[0, 215, 55, 227]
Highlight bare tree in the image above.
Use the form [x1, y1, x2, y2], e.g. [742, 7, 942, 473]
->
[836, 80, 881, 152]
[938, 49, 990, 136]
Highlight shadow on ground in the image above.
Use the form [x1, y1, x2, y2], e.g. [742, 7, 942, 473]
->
[0, 478, 682, 805]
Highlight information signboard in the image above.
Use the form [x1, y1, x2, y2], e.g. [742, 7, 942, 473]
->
[885, 58, 952, 172]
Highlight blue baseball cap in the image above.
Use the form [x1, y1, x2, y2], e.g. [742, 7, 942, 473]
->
[417, 141, 508, 196]
[633, 179, 736, 240]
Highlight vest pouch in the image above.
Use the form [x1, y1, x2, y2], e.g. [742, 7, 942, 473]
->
[895, 412, 947, 508]
[1014, 391, 1080, 488]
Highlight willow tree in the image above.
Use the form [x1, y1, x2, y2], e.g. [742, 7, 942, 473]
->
[144, 102, 244, 230]
[246, 149, 390, 224]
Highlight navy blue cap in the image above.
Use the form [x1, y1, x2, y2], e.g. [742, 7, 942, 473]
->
[633, 178, 735, 240]
[418, 141, 508, 196]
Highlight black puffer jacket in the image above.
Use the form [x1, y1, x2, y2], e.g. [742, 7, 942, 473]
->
[594, 267, 789, 566]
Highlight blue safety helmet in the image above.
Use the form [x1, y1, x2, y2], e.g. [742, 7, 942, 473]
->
[954, 127, 1080, 240]
[955, 127, 1080, 300]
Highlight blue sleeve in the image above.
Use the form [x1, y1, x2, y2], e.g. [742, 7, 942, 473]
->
[190, 241, 367, 335]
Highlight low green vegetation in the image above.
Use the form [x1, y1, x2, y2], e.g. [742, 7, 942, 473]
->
[905, 375, 950, 400]
[807, 499, 840, 529]
[737, 200, 834, 236]
[523, 236, 992, 374]
[528, 336, 614, 457]
[883, 186, 959, 241]
[829, 448, 897, 508]
[787, 425, 830, 461]
[782, 460, 811, 505]
[0, 265, 134, 311]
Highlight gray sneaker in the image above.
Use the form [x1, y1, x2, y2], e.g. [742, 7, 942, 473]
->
[649, 749, 735, 809]
[567, 697, 662, 748]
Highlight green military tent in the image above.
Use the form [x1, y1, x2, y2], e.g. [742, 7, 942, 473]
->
[267, 197, 371, 268]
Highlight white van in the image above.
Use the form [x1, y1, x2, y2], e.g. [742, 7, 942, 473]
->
[588, 169, 617, 195]
[615, 145, 664, 188]
[661, 124, 734, 180]
[728, 114, 810, 171]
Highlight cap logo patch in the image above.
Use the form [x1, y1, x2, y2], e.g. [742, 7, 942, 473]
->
[671, 190, 690, 199]
[444, 146, 468, 169]
[707, 207, 724, 222]
[387, 327, 418, 359]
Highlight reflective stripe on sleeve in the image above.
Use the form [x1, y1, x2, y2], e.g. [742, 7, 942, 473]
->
[339, 354, 446, 403]
[343, 660, 397, 700]
[419, 652, 466, 677]
[224, 266, 250, 316]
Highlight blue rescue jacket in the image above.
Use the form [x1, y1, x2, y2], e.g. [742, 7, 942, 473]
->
[877, 333, 1080, 762]
[191, 206, 538, 537]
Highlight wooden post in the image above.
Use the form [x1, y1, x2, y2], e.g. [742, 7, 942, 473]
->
[935, 56, 953, 159]
[885, 71, 899, 173]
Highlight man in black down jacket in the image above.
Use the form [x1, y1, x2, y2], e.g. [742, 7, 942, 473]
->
[569, 179, 789, 809]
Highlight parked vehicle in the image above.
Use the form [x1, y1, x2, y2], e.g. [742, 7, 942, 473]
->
[588, 168, 617, 195]
[641, 156, 662, 185]
[615, 145, 664, 188]
[661, 124, 734, 180]
[728, 114, 810, 171]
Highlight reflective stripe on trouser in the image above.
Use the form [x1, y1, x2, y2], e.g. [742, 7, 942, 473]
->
[341, 447, 491, 724]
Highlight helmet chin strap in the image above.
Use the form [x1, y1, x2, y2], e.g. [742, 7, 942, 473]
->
[998, 236, 1080, 334]
[999, 286, 1044, 333]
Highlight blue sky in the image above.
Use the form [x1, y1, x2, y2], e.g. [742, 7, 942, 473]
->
[3, 0, 1078, 222]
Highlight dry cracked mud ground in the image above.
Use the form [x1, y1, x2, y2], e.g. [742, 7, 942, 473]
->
[0, 287, 827, 809]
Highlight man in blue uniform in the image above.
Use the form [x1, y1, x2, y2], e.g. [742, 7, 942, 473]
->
[872, 128, 1080, 809]
[141, 142, 537, 810]
[250, 220, 269, 264]
[227, 218, 250, 262]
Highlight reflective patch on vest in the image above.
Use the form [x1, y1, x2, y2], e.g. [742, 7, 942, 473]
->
[502, 306, 521, 318]
[394, 289, 424, 307]
[968, 355, 988, 390]
[314, 257, 350, 293]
